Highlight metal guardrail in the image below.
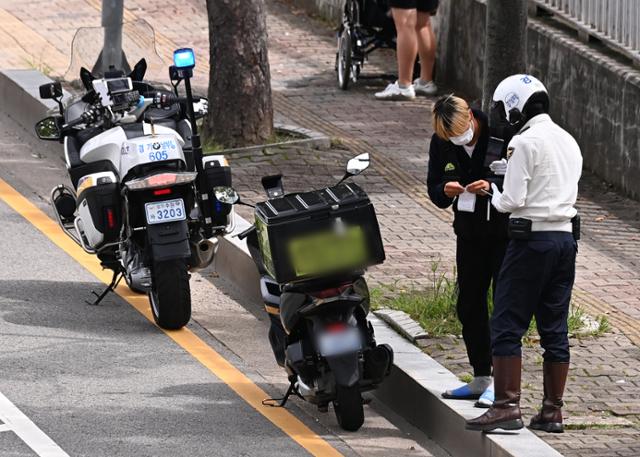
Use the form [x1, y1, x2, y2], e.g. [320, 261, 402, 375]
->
[533, 0, 640, 64]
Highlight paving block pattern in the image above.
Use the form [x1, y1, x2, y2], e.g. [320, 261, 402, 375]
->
[0, 0, 638, 454]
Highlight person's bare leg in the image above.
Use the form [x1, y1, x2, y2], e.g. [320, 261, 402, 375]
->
[416, 11, 436, 82]
[391, 8, 418, 86]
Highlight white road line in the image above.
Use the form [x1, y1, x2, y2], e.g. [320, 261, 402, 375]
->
[0, 392, 70, 457]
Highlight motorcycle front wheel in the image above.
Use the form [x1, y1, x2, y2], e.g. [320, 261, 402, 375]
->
[149, 259, 191, 330]
[333, 385, 364, 431]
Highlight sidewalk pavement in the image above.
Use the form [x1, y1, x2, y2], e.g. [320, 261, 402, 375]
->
[0, 0, 638, 455]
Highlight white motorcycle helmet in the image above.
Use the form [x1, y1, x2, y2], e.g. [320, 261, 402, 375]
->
[491, 74, 549, 132]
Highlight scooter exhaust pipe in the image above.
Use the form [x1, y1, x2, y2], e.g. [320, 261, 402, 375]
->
[189, 237, 218, 271]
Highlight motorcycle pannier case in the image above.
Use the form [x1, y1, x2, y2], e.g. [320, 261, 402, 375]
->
[76, 171, 121, 248]
[202, 155, 232, 228]
[254, 183, 385, 284]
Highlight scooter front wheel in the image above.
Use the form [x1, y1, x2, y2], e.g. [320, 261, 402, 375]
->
[333, 384, 364, 431]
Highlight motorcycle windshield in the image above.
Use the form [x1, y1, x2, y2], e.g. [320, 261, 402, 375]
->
[64, 19, 169, 84]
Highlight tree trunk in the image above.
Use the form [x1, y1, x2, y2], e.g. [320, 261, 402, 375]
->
[482, 0, 528, 111]
[204, 0, 273, 148]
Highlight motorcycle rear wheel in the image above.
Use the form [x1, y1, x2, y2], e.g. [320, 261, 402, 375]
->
[149, 259, 191, 330]
[333, 385, 364, 431]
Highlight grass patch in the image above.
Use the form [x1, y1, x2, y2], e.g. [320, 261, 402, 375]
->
[564, 423, 635, 430]
[371, 262, 460, 337]
[330, 136, 346, 148]
[202, 128, 307, 155]
[372, 261, 610, 340]
[24, 56, 53, 77]
[202, 138, 226, 154]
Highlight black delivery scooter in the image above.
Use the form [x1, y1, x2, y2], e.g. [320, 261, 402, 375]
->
[214, 153, 393, 431]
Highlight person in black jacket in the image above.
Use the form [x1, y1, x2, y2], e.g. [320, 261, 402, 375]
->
[427, 94, 509, 406]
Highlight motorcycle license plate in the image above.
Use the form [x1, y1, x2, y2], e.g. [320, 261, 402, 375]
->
[318, 328, 361, 357]
[145, 199, 186, 225]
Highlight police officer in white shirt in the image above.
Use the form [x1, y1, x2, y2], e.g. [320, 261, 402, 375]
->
[466, 75, 583, 433]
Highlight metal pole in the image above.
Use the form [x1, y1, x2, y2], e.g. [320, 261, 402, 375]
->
[93, 0, 129, 74]
[103, 0, 123, 70]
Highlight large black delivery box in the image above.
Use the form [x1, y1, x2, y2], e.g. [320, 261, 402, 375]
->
[254, 183, 385, 284]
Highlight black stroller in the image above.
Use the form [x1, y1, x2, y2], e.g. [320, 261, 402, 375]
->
[335, 0, 397, 90]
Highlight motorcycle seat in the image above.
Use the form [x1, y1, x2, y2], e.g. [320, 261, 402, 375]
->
[65, 135, 84, 168]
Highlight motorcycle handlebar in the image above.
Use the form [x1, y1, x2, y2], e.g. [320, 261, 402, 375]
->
[144, 91, 205, 109]
[62, 107, 99, 130]
[237, 225, 256, 240]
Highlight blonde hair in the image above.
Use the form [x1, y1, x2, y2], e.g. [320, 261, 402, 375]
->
[432, 94, 471, 140]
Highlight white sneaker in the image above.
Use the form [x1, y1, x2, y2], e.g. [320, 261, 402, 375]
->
[375, 82, 416, 100]
[414, 78, 438, 96]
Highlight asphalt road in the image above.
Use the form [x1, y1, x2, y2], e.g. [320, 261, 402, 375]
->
[0, 112, 449, 457]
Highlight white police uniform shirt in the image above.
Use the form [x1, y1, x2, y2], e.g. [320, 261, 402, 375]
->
[493, 114, 583, 232]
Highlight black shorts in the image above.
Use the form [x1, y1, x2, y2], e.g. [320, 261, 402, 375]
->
[389, 0, 439, 13]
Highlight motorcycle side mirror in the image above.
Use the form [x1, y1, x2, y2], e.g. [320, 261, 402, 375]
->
[39, 82, 64, 115]
[193, 97, 209, 120]
[169, 65, 182, 83]
[346, 153, 370, 175]
[337, 153, 370, 185]
[261, 174, 284, 199]
[213, 186, 256, 208]
[213, 186, 240, 205]
[35, 116, 63, 141]
[39, 82, 62, 100]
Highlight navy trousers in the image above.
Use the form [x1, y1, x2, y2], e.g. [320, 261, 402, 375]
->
[491, 232, 577, 362]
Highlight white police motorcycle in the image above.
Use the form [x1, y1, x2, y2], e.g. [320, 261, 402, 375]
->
[35, 48, 234, 329]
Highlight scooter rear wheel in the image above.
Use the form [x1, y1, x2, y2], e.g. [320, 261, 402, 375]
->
[333, 385, 364, 431]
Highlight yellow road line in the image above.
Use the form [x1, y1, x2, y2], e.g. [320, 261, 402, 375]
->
[0, 177, 342, 457]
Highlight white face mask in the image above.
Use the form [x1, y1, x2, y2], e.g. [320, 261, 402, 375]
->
[449, 123, 474, 146]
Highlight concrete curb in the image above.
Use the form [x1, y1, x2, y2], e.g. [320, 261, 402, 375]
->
[374, 308, 429, 343]
[0, 70, 67, 135]
[1, 69, 563, 457]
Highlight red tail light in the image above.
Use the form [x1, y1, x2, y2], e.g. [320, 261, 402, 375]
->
[325, 322, 348, 333]
[153, 188, 172, 196]
[311, 283, 353, 299]
[106, 207, 116, 229]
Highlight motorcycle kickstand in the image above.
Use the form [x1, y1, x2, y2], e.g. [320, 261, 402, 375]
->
[262, 380, 304, 408]
[86, 270, 124, 306]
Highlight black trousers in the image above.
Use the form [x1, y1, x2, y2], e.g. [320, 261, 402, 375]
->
[456, 237, 508, 377]
[491, 232, 577, 362]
